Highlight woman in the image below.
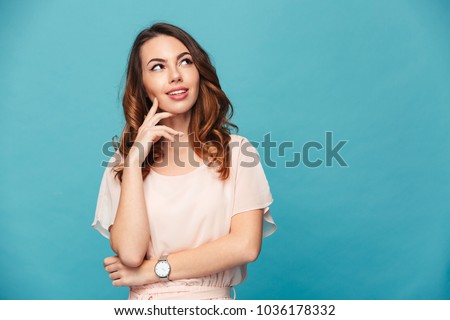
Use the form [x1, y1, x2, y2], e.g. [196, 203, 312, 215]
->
[91, 22, 277, 300]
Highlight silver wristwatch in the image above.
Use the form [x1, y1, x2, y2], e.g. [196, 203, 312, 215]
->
[154, 254, 171, 281]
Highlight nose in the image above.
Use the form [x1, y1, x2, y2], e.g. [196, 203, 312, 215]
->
[169, 65, 182, 83]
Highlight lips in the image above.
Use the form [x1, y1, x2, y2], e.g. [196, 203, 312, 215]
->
[166, 87, 189, 101]
[166, 86, 188, 95]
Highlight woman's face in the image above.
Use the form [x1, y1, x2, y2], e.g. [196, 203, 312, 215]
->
[140, 35, 200, 114]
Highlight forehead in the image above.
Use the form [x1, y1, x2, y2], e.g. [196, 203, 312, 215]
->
[140, 35, 190, 62]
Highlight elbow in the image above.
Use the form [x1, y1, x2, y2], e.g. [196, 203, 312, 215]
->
[244, 241, 262, 263]
[113, 242, 147, 267]
[117, 251, 145, 268]
[110, 240, 147, 268]
[109, 227, 148, 267]
[246, 248, 260, 263]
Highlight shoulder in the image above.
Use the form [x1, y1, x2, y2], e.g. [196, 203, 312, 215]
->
[229, 134, 246, 156]
[229, 133, 259, 150]
[101, 150, 123, 184]
[229, 133, 251, 145]
[228, 133, 261, 164]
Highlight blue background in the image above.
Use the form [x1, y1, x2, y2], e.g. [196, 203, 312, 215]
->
[1, 0, 449, 299]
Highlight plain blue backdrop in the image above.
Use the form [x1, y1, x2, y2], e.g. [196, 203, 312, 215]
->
[1, 0, 449, 299]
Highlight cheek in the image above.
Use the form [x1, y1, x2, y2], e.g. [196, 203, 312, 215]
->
[189, 71, 200, 92]
[141, 75, 152, 93]
[142, 76, 163, 97]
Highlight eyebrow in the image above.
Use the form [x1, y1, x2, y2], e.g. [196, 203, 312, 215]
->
[147, 51, 191, 66]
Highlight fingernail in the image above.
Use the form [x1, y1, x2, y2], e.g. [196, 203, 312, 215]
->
[178, 132, 184, 135]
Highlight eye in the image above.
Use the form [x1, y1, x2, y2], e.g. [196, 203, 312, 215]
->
[181, 58, 193, 65]
[151, 64, 164, 71]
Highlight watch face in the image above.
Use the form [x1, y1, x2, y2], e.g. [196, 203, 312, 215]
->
[155, 261, 170, 277]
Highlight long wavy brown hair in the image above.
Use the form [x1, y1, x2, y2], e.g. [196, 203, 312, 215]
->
[111, 22, 238, 182]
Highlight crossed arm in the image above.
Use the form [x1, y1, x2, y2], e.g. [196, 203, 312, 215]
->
[104, 208, 264, 287]
[105, 151, 265, 286]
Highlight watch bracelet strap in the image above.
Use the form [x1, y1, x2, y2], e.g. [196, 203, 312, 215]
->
[159, 254, 168, 262]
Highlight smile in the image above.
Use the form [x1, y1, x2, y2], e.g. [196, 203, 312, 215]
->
[167, 89, 189, 100]
[168, 89, 187, 95]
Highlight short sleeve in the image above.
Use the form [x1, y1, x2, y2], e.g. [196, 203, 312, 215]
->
[231, 136, 277, 238]
[91, 155, 121, 239]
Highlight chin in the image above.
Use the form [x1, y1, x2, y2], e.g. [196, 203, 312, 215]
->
[160, 96, 197, 114]
[159, 102, 192, 115]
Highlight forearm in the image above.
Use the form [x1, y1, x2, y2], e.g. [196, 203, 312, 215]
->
[104, 210, 264, 288]
[145, 232, 256, 284]
[110, 154, 150, 267]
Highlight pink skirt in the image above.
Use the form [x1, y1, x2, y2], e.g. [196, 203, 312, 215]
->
[128, 284, 237, 300]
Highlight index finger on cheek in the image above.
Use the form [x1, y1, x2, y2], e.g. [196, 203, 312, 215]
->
[147, 97, 159, 118]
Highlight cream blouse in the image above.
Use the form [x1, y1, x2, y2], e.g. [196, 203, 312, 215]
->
[91, 133, 276, 290]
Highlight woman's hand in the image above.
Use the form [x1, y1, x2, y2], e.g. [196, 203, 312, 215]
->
[104, 255, 158, 287]
[128, 97, 183, 165]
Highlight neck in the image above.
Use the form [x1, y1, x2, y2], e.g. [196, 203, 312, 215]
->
[159, 109, 191, 136]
